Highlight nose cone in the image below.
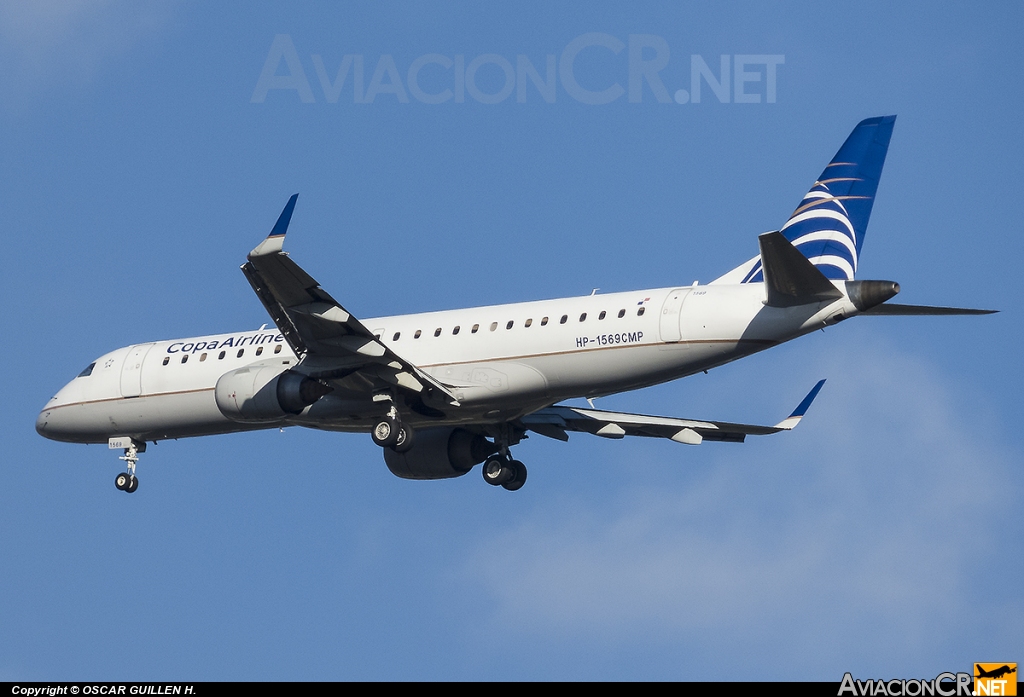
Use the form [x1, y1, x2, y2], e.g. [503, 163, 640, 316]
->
[36, 380, 85, 442]
[36, 403, 59, 440]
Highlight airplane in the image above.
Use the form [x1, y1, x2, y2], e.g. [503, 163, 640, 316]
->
[35, 115, 994, 493]
[975, 665, 1016, 680]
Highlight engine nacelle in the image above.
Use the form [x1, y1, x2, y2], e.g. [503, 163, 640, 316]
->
[383, 427, 497, 480]
[215, 366, 331, 423]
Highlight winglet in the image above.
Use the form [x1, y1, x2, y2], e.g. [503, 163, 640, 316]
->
[250, 194, 299, 258]
[774, 379, 826, 430]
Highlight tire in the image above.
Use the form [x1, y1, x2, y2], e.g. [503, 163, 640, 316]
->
[115, 472, 129, 490]
[392, 424, 415, 453]
[502, 460, 528, 491]
[371, 417, 399, 447]
[482, 457, 512, 486]
[125, 476, 139, 493]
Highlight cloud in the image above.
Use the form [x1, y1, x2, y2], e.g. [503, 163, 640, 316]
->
[461, 335, 1020, 678]
[0, 0, 179, 104]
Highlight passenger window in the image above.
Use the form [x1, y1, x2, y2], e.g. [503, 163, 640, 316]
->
[506, 320, 514, 330]
[560, 315, 568, 324]
[181, 355, 188, 364]
[218, 351, 226, 360]
[598, 311, 606, 320]
[618, 309, 625, 318]
[393, 332, 400, 341]
[637, 307, 646, 316]
[200, 353, 208, 361]
[453, 326, 460, 335]
[434, 328, 442, 337]
[255, 347, 262, 356]
[415, 330, 422, 339]
[490, 322, 497, 332]
[472, 324, 479, 333]
[525, 318, 533, 328]
[237, 349, 244, 358]
[579, 313, 587, 322]
[274, 345, 282, 354]
[541, 317, 549, 326]
[162, 357, 169, 366]
[78, 363, 96, 377]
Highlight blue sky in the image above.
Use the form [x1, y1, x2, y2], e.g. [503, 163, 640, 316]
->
[2, 1, 1020, 681]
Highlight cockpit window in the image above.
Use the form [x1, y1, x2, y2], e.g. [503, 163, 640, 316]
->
[77, 362, 96, 378]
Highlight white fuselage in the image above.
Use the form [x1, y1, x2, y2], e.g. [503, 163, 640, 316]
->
[36, 282, 859, 445]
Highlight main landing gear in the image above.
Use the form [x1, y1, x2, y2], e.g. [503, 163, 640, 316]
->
[110, 437, 144, 493]
[482, 423, 528, 491]
[370, 398, 414, 453]
[482, 454, 528, 491]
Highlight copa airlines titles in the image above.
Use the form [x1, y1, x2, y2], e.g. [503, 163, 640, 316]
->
[166, 331, 285, 355]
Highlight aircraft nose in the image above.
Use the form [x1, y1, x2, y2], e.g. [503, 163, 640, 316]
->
[36, 406, 55, 439]
[35, 401, 70, 441]
[36, 396, 81, 443]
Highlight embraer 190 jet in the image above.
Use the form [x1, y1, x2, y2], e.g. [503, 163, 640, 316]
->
[36, 116, 993, 493]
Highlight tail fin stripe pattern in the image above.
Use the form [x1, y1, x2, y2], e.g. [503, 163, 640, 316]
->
[807, 254, 854, 280]
[739, 115, 896, 283]
[818, 177, 863, 185]
[788, 231, 858, 262]
[781, 209, 856, 240]
[791, 194, 870, 218]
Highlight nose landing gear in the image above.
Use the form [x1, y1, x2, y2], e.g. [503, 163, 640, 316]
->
[110, 437, 144, 493]
[114, 471, 138, 493]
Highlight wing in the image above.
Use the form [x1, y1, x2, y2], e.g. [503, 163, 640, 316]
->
[241, 195, 459, 409]
[520, 380, 826, 444]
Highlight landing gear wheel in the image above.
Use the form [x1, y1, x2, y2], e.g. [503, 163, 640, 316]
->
[115, 439, 143, 493]
[392, 424, 415, 453]
[502, 460, 527, 491]
[371, 416, 400, 447]
[482, 456, 513, 486]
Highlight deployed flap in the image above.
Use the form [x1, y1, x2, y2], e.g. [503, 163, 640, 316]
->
[241, 195, 460, 408]
[521, 381, 825, 445]
[758, 232, 843, 307]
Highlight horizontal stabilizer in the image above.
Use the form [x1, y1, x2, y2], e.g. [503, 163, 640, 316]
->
[758, 232, 843, 307]
[861, 303, 998, 316]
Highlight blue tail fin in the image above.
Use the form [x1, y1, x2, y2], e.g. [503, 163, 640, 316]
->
[741, 115, 896, 283]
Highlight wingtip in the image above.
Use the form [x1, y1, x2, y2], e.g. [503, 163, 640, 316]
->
[774, 379, 826, 430]
[270, 193, 299, 239]
[249, 194, 299, 259]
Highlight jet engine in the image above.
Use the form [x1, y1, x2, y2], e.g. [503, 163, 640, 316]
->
[383, 427, 497, 480]
[215, 366, 331, 422]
